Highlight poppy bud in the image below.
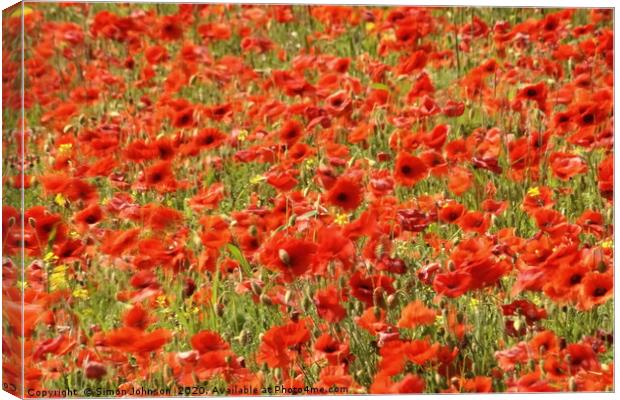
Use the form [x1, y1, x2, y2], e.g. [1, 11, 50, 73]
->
[377, 152, 391, 162]
[450, 377, 460, 388]
[28, 217, 36, 228]
[568, 376, 576, 391]
[302, 295, 313, 312]
[278, 248, 291, 266]
[434, 373, 442, 386]
[373, 306, 382, 320]
[183, 278, 196, 297]
[491, 367, 503, 380]
[250, 280, 262, 296]
[386, 293, 398, 308]
[527, 358, 535, 371]
[216, 303, 225, 317]
[84, 361, 106, 380]
[284, 290, 293, 305]
[373, 287, 386, 309]
[598, 261, 608, 273]
[238, 329, 249, 346]
[288, 214, 297, 226]
[259, 293, 272, 305]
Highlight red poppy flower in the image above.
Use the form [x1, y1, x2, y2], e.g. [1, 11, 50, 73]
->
[172, 107, 194, 128]
[517, 82, 548, 110]
[103, 327, 171, 354]
[279, 119, 304, 146]
[257, 319, 310, 368]
[397, 301, 436, 329]
[260, 232, 317, 281]
[122, 304, 151, 330]
[448, 166, 473, 196]
[314, 286, 347, 323]
[549, 152, 588, 180]
[457, 211, 490, 234]
[433, 270, 472, 298]
[394, 152, 428, 186]
[190, 331, 230, 354]
[159, 15, 183, 41]
[314, 333, 350, 365]
[578, 272, 613, 310]
[326, 175, 363, 211]
[194, 128, 227, 150]
[349, 271, 395, 307]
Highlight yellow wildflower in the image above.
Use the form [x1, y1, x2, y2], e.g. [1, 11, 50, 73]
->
[54, 193, 66, 207]
[250, 175, 265, 185]
[334, 213, 349, 226]
[49, 265, 68, 291]
[237, 129, 249, 142]
[527, 187, 541, 197]
[72, 287, 89, 300]
[58, 143, 73, 154]
[44, 252, 59, 263]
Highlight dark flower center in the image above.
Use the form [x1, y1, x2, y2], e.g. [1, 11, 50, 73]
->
[323, 343, 339, 353]
[593, 287, 607, 297]
[569, 274, 582, 285]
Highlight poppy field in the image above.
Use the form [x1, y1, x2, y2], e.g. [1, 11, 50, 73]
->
[1, 2, 615, 397]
